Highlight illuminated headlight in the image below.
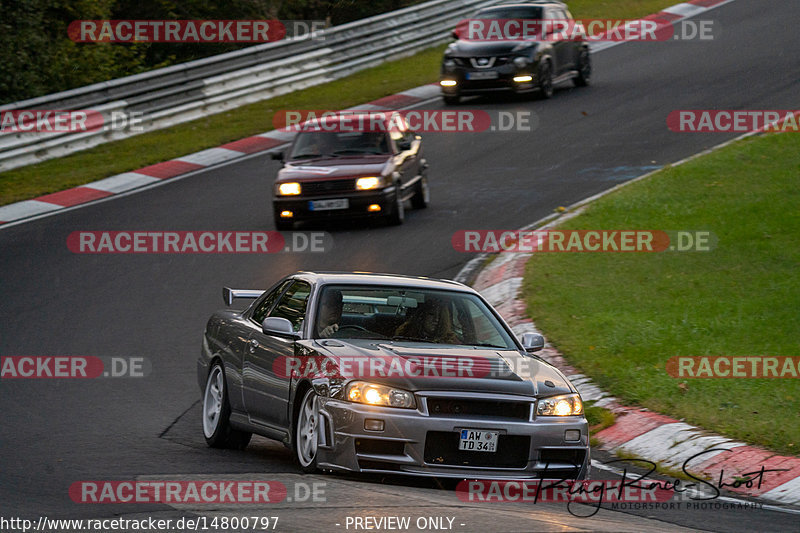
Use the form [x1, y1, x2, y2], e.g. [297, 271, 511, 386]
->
[513, 56, 529, 68]
[346, 381, 416, 409]
[355, 176, 384, 190]
[443, 58, 457, 71]
[440, 80, 457, 87]
[277, 182, 301, 196]
[537, 394, 583, 416]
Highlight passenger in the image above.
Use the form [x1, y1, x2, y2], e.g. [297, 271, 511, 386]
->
[395, 298, 460, 344]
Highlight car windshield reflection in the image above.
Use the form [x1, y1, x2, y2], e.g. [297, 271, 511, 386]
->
[314, 285, 517, 349]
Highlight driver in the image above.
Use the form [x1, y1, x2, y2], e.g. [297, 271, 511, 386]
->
[317, 289, 343, 338]
[395, 297, 460, 344]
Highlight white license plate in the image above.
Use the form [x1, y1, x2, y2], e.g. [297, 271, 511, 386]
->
[309, 198, 349, 211]
[466, 71, 499, 80]
[459, 429, 499, 452]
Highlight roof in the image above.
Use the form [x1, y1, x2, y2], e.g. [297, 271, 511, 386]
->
[294, 271, 472, 292]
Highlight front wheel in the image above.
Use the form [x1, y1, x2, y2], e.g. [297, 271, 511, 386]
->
[443, 94, 460, 106]
[538, 61, 554, 99]
[387, 189, 405, 225]
[202, 362, 252, 449]
[411, 176, 429, 209]
[295, 388, 321, 473]
[573, 49, 591, 87]
[274, 213, 294, 231]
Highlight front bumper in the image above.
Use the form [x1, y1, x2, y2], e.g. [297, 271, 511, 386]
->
[273, 188, 395, 222]
[440, 64, 538, 96]
[316, 391, 590, 479]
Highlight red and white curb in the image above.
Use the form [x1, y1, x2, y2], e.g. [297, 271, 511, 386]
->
[0, 84, 441, 226]
[0, 0, 738, 228]
[462, 165, 800, 508]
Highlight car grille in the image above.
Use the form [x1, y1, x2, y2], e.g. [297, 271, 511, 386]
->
[426, 398, 531, 420]
[460, 57, 509, 68]
[301, 179, 356, 196]
[424, 431, 530, 468]
[355, 438, 406, 456]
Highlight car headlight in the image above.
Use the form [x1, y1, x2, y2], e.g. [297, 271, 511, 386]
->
[355, 176, 384, 191]
[443, 58, 457, 71]
[537, 393, 583, 416]
[513, 56, 529, 68]
[277, 182, 301, 196]
[346, 381, 416, 409]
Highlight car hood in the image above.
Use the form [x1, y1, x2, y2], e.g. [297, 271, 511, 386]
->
[300, 338, 574, 398]
[278, 157, 390, 181]
[447, 40, 540, 57]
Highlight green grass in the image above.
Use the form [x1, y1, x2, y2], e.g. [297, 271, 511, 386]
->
[0, 0, 681, 206]
[566, 0, 680, 19]
[523, 133, 800, 455]
[0, 45, 447, 205]
[585, 403, 617, 432]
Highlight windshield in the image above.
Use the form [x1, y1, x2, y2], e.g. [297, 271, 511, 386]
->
[475, 7, 544, 20]
[314, 285, 518, 349]
[288, 131, 391, 159]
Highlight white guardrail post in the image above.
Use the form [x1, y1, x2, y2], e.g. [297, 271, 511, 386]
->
[0, 0, 493, 172]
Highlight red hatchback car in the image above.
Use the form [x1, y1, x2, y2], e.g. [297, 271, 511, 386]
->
[271, 112, 429, 229]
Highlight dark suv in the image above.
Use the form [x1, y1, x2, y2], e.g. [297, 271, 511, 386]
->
[440, 1, 591, 104]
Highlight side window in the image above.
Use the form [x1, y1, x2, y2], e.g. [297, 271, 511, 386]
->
[251, 279, 292, 325]
[270, 281, 311, 332]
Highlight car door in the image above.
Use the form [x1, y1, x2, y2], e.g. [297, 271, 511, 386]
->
[242, 280, 311, 429]
[390, 115, 421, 197]
[546, 7, 572, 74]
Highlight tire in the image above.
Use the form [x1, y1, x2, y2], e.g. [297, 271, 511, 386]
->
[202, 361, 252, 449]
[295, 388, 321, 473]
[538, 61, 554, 99]
[573, 48, 591, 87]
[274, 214, 294, 231]
[410, 176, 429, 209]
[443, 94, 460, 106]
[387, 188, 405, 225]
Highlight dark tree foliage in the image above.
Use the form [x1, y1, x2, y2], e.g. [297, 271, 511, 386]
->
[1, 0, 422, 104]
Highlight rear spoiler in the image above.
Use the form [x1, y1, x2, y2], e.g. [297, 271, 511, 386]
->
[223, 287, 265, 306]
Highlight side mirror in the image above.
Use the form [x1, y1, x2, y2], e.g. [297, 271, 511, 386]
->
[397, 139, 412, 151]
[521, 332, 545, 353]
[270, 151, 284, 161]
[262, 317, 299, 338]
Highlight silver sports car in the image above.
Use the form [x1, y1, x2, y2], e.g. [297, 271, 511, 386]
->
[197, 271, 589, 479]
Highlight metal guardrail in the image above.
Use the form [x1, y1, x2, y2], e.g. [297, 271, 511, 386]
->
[0, 0, 493, 172]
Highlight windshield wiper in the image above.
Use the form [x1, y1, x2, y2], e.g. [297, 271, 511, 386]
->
[331, 149, 386, 156]
[391, 335, 427, 343]
[470, 343, 507, 349]
[290, 152, 339, 159]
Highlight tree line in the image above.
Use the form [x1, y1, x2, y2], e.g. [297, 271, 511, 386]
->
[1, 0, 421, 104]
